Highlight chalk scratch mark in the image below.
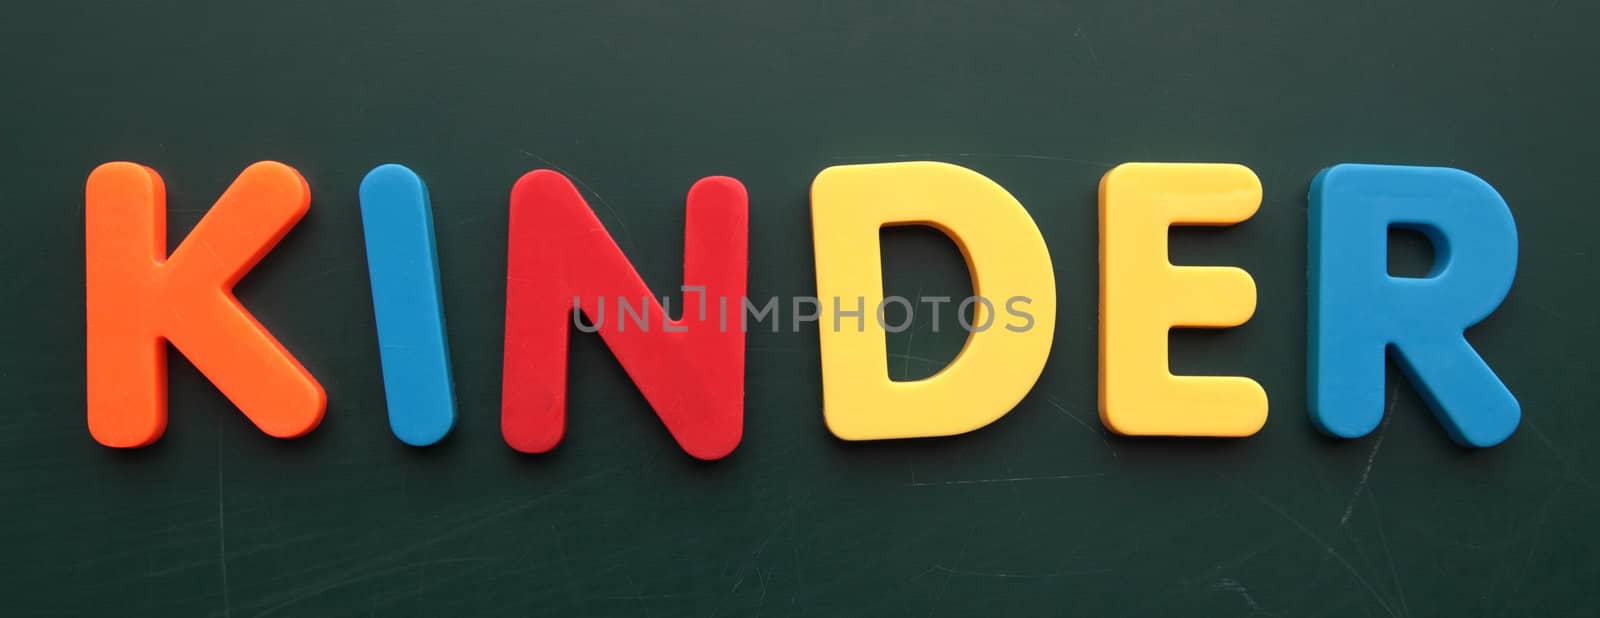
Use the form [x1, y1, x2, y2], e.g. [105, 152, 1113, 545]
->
[901, 286, 922, 380]
[908, 473, 1104, 487]
[926, 564, 1110, 579]
[216, 429, 232, 618]
[926, 525, 977, 618]
[1365, 490, 1412, 618]
[1074, 27, 1101, 66]
[1525, 420, 1599, 492]
[1045, 394, 1118, 458]
[512, 148, 637, 253]
[1240, 484, 1399, 618]
[1339, 383, 1396, 528]
[1212, 577, 1269, 614]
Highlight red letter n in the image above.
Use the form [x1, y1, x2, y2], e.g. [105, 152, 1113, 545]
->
[502, 170, 748, 459]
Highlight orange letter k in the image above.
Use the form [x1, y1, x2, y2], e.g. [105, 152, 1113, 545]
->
[86, 161, 325, 447]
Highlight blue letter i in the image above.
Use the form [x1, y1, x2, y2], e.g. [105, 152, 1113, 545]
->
[359, 164, 457, 446]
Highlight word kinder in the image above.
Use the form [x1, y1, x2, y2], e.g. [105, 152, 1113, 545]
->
[83, 160, 1520, 458]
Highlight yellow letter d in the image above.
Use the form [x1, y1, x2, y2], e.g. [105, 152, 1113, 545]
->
[810, 162, 1057, 440]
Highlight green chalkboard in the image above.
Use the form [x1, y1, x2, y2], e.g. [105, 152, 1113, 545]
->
[3, 1, 1597, 615]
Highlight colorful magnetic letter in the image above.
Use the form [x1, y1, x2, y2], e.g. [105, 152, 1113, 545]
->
[810, 161, 1057, 440]
[501, 170, 748, 459]
[358, 164, 457, 446]
[1099, 163, 1268, 437]
[1309, 164, 1519, 447]
[85, 162, 326, 447]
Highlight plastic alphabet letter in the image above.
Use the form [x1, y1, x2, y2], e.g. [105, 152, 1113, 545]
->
[1309, 164, 1519, 447]
[1099, 162, 1268, 437]
[810, 161, 1057, 440]
[359, 164, 457, 447]
[501, 170, 748, 460]
[85, 161, 326, 447]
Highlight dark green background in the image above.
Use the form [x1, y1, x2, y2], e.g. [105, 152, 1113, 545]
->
[3, 1, 1596, 616]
